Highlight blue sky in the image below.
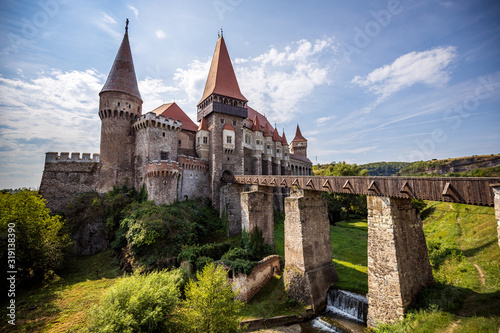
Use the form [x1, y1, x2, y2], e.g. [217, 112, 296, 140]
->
[1, 0, 499, 189]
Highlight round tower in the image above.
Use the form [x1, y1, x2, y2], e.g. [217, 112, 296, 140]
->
[98, 20, 143, 192]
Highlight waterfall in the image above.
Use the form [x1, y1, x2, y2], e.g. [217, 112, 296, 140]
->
[325, 289, 368, 324]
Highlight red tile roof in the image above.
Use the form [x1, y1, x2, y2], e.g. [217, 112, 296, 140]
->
[290, 153, 311, 163]
[223, 123, 235, 131]
[198, 117, 209, 131]
[151, 102, 198, 132]
[251, 115, 262, 131]
[272, 126, 281, 142]
[292, 125, 307, 142]
[198, 36, 247, 106]
[281, 131, 288, 146]
[247, 106, 274, 132]
[100, 29, 142, 101]
[263, 122, 272, 137]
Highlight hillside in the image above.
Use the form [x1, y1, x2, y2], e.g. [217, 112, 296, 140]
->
[314, 154, 500, 177]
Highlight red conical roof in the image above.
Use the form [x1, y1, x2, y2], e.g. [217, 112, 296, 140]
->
[272, 127, 281, 142]
[197, 36, 247, 106]
[251, 115, 262, 131]
[281, 130, 288, 146]
[198, 117, 209, 131]
[100, 24, 142, 101]
[223, 123, 235, 131]
[292, 125, 307, 142]
[263, 122, 272, 137]
[151, 102, 198, 132]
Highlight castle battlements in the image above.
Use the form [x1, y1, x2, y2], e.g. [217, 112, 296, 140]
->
[45, 152, 100, 163]
[133, 112, 182, 132]
[178, 155, 209, 172]
[146, 160, 181, 178]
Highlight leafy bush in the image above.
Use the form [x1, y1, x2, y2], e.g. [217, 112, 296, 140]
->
[113, 198, 225, 272]
[0, 190, 71, 285]
[86, 269, 183, 333]
[180, 263, 244, 333]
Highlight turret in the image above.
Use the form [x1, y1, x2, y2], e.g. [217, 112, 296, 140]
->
[196, 117, 210, 160]
[290, 125, 308, 158]
[197, 32, 248, 209]
[98, 19, 143, 192]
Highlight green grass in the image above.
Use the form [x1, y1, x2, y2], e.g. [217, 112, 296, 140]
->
[1, 249, 122, 333]
[373, 201, 500, 332]
[240, 275, 306, 319]
[331, 219, 368, 294]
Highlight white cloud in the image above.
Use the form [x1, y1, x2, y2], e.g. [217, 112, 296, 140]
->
[233, 38, 335, 123]
[94, 13, 121, 39]
[156, 29, 167, 39]
[128, 5, 139, 18]
[326, 146, 378, 154]
[139, 77, 178, 112]
[102, 12, 117, 24]
[316, 115, 336, 124]
[352, 46, 457, 100]
[172, 59, 212, 104]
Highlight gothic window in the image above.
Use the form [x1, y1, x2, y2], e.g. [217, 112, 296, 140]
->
[129, 104, 131, 109]
[197, 137, 200, 144]
[221, 118, 225, 124]
[277, 149, 280, 154]
[162, 132, 166, 137]
[233, 120, 236, 126]
[203, 137, 208, 144]
[178, 140, 181, 146]
[160, 152, 168, 160]
[226, 136, 232, 144]
[267, 144, 271, 150]
[117, 102, 120, 106]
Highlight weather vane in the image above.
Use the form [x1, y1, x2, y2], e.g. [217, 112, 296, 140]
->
[125, 18, 129, 34]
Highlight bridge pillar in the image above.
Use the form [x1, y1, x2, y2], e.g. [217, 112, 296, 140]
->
[220, 183, 245, 237]
[367, 196, 434, 327]
[283, 188, 338, 312]
[492, 185, 500, 248]
[241, 185, 274, 245]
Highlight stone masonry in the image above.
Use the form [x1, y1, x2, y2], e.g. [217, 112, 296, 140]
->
[283, 188, 338, 312]
[366, 196, 434, 327]
[240, 185, 274, 245]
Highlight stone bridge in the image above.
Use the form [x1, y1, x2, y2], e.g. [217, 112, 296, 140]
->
[221, 175, 500, 327]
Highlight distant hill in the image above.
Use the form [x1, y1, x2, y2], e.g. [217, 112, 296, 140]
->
[314, 154, 500, 177]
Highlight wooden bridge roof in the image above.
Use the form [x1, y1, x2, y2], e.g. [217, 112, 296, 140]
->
[230, 175, 500, 207]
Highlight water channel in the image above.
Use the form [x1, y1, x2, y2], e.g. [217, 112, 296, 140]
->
[289, 289, 368, 333]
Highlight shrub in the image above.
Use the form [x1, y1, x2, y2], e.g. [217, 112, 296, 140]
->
[86, 269, 183, 333]
[0, 190, 71, 286]
[180, 263, 244, 333]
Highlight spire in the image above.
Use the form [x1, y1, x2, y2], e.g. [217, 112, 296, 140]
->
[263, 122, 272, 137]
[292, 125, 307, 142]
[100, 19, 142, 101]
[198, 117, 209, 131]
[251, 115, 262, 131]
[272, 127, 281, 142]
[281, 130, 288, 146]
[197, 35, 247, 106]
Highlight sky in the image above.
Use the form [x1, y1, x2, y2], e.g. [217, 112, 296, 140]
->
[0, 0, 499, 189]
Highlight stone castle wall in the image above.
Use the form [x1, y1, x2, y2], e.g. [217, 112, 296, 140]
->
[230, 255, 280, 302]
[177, 155, 210, 201]
[39, 152, 100, 212]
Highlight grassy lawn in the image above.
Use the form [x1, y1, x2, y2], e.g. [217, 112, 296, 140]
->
[1, 249, 122, 333]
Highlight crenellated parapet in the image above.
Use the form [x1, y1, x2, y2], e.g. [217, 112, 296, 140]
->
[45, 152, 100, 163]
[146, 161, 181, 178]
[178, 155, 209, 172]
[133, 112, 182, 132]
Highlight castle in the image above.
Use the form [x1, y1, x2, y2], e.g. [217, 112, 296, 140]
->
[39, 23, 312, 214]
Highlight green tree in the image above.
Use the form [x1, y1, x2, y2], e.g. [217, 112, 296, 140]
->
[321, 161, 368, 223]
[0, 190, 71, 284]
[86, 270, 183, 333]
[181, 262, 244, 333]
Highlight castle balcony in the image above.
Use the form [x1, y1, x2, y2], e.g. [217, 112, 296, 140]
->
[197, 101, 248, 122]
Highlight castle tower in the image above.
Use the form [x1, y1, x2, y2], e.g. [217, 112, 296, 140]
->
[290, 125, 308, 158]
[272, 126, 282, 175]
[262, 122, 273, 175]
[196, 117, 210, 160]
[281, 130, 290, 175]
[98, 20, 143, 192]
[197, 34, 248, 209]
